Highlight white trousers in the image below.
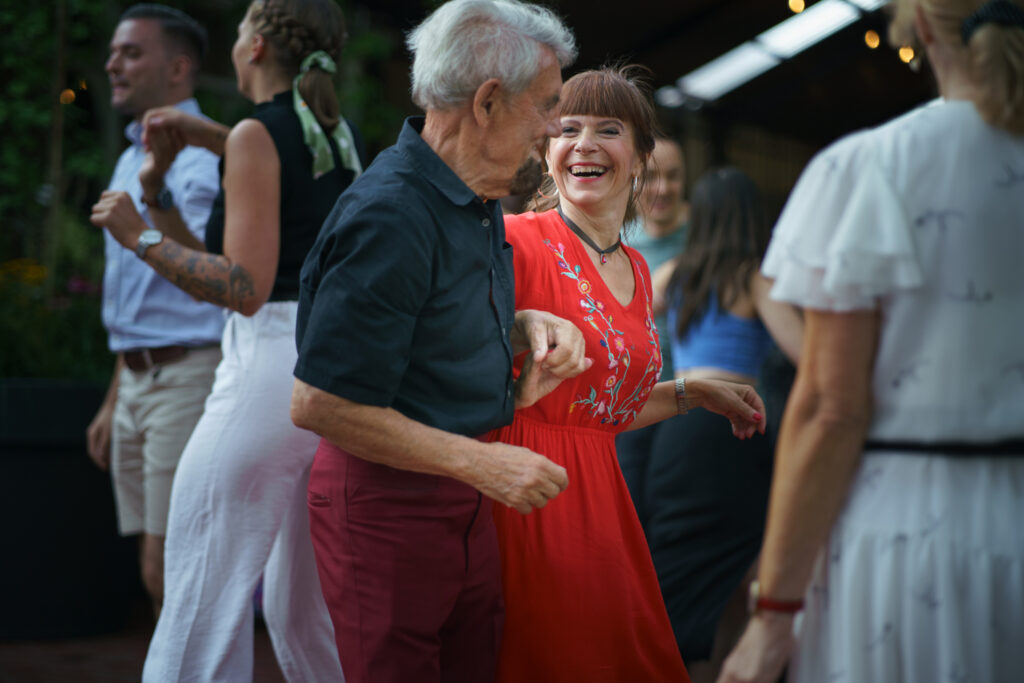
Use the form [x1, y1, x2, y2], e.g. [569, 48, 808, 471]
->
[143, 303, 344, 682]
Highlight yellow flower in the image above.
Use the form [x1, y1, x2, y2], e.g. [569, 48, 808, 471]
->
[0, 258, 47, 285]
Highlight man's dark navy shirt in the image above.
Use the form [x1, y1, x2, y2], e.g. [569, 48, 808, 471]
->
[295, 117, 516, 437]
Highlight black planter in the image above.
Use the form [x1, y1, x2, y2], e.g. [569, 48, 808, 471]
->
[0, 378, 143, 639]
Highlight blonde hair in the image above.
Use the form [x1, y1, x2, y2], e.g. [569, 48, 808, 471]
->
[889, 0, 1024, 134]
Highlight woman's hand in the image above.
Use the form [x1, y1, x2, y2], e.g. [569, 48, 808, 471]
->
[90, 190, 148, 250]
[686, 378, 766, 439]
[717, 613, 796, 683]
[142, 106, 230, 154]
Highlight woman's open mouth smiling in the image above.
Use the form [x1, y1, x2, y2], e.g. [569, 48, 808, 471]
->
[569, 165, 607, 179]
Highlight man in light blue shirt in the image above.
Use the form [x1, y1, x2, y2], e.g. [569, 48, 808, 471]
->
[86, 3, 222, 615]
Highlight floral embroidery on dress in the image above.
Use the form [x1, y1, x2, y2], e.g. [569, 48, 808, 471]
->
[544, 239, 662, 426]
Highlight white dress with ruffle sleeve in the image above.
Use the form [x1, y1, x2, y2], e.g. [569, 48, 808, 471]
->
[762, 98, 1024, 682]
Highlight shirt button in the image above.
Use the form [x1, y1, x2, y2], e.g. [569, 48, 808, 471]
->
[481, 218, 491, 227]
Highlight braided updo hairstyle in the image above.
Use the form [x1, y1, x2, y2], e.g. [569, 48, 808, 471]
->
[251, 0, 347, 133]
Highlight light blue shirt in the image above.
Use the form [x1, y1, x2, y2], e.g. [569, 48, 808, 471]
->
[102, 98, 225, 352]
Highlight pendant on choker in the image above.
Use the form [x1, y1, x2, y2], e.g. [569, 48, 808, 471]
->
[557, 207, 621, 265]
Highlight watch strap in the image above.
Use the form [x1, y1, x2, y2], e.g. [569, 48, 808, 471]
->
[142, 186, 173, 210]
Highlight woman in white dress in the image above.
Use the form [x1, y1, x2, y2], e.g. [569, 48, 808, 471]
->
[718, 1, 1024, 681]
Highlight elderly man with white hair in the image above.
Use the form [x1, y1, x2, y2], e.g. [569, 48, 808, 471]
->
[289, 0, 583, 680]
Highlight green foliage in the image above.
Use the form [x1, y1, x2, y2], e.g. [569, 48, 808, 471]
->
[0, 254, 111, 384]
[338, 8, 408, 150]
[0, 1, 114, 382]
[1, 0, 406, 382]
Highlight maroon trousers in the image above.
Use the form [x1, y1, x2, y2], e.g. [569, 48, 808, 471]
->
[307, 439, 503, 683]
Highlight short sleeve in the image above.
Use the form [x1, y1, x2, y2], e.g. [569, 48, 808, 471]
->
[762, 137, 923, 311]
[294, 196, 431, 406]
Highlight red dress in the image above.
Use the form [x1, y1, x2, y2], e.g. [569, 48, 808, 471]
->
[487, 210, 690, 682]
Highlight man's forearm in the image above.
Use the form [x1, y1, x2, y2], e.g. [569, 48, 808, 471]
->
[291, 378, 569, 515]
[290, 378, 483, 481]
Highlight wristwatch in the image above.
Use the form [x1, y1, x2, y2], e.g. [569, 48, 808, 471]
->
[748, 580, 804, 615]
[135, 229, 164, 259]
[141, 185, 174, 211]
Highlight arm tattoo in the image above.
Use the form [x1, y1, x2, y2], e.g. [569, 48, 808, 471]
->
[150, 241, 261, 312]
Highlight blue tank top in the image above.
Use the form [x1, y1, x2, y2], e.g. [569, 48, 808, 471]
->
[668, 293, 773, 377]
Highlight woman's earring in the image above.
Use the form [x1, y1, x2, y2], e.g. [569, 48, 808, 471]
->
[631, 176, 639, 195]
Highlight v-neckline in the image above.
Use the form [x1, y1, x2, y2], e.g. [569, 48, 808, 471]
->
[558, 214, 640, 309]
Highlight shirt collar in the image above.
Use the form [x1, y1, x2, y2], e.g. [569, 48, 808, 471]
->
[398, 117, 480, 207]
[124, 97, 203, 148]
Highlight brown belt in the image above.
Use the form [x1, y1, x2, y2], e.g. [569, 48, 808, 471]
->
[123, 345, 191, 372]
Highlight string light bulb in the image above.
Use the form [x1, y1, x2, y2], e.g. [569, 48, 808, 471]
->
[789, 0, 805, 13]
[59, 89, 75, 104]
[898, 46, 915, 63]
[864, 30, 880, 49]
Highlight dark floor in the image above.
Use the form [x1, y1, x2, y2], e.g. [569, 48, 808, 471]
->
[0, 596, 286, 683]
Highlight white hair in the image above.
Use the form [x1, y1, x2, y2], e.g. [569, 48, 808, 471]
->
[406, 0, 577, 110]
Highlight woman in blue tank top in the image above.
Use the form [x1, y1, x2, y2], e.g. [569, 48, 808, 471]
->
[644, 167, 800, 682]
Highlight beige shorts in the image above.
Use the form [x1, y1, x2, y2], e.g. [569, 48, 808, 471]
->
[111, 346, 220, 536]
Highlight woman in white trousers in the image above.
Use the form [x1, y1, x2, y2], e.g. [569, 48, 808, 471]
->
[91, 0, 363, 678]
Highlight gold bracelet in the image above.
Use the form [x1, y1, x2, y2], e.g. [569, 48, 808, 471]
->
[674, 377, 688, 415]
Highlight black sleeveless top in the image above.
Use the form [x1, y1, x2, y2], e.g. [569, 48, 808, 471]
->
[204, 90, 364, 301]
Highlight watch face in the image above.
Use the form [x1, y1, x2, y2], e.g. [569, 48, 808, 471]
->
[136, 229, 163, 258]
[156, 186, 173, 210]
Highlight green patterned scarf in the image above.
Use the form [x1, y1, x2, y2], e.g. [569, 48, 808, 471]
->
[293, 50, 363, 180]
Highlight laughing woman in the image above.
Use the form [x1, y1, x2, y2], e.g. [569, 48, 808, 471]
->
[486, 66, 767, 682]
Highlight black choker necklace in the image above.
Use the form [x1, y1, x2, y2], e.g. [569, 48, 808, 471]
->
[557, 207, 622, 265]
